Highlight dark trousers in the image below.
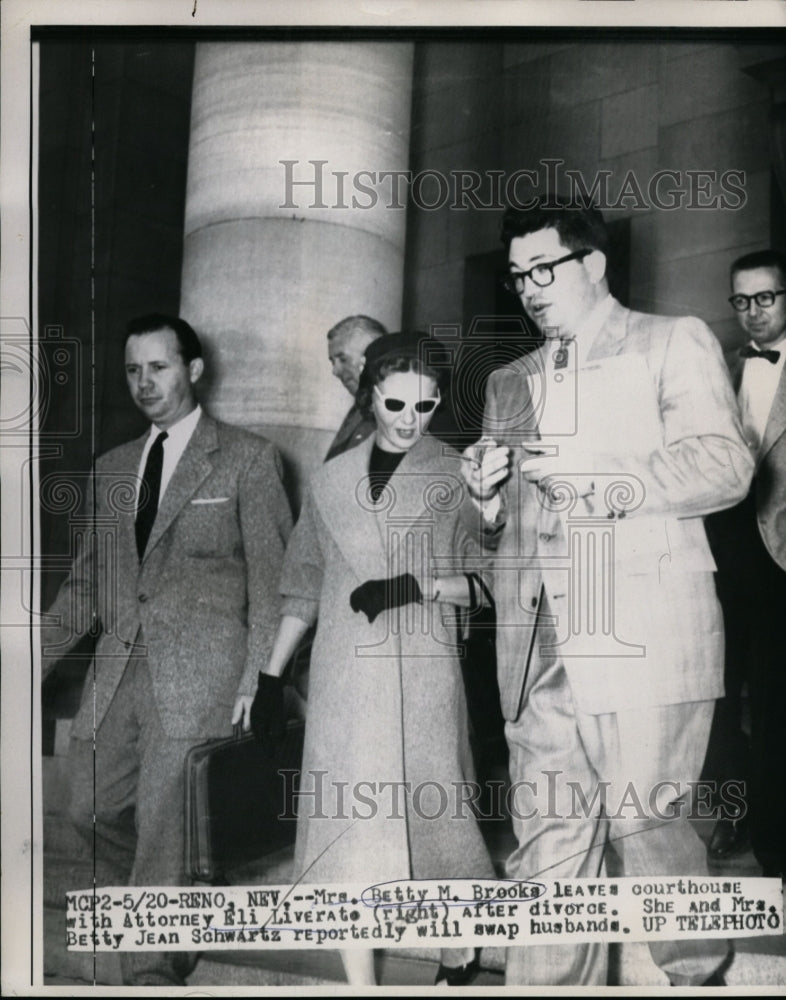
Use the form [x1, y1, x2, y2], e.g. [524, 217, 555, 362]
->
[67, 655, 201, 985]
[704, 488, 786, 873]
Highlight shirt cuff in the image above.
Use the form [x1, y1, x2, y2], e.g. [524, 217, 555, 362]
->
[473, 491, 502, 524]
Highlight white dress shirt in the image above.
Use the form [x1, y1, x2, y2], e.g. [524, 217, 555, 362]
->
[136, 404, 202, 512]
[737, 336, 786, 459]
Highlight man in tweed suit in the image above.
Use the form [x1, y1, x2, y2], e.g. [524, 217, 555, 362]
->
[461, 199, 753, 986]
[324, 314, 386, 460]
[41, 313, 292, 985]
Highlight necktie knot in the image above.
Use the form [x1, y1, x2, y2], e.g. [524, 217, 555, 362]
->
[136, 431, 168, 559]
[739, 345, 780, 364]
[553, 339, 574, 371]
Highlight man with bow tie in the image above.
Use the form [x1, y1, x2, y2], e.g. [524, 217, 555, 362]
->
[41, 314, 292, 985]
[461, 198, 753, 986]
[703, 249, 786, 882]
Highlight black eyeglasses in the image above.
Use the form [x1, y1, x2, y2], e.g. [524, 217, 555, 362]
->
[728, 289, 786, 312]
[501, 249, 592, 294]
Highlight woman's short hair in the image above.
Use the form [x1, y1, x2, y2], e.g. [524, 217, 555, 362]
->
[355, 331, 449, 418]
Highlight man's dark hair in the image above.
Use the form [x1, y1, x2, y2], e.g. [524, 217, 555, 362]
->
[730, 249, 786, 288]
[125, 313, 203, 363]
[501, 195, 609, 256]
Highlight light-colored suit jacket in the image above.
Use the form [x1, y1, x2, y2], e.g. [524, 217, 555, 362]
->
[726, 351, 786, 571]
[42, 414, 293, 739]
[471, 299, 754, 720]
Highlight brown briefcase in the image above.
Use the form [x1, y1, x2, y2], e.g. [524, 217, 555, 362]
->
[185, 719, 304, 883]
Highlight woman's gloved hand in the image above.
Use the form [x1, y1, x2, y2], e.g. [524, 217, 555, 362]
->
[349, 573, 423, 623]
[250, 672, 286, 751]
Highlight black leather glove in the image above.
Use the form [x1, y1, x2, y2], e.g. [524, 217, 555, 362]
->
[250, 672, 286, 751]
[349, 572, 423, 624]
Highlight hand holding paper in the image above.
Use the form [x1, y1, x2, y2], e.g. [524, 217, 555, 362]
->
[461, 437, 511, 502]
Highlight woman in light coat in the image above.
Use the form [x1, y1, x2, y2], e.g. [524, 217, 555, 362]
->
[252, 332, 495, 986]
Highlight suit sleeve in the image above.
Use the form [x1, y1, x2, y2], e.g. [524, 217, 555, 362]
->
[587, 318, 753, 519]
[278, 483, 325, 626]
[236, 440, 294, 696]
[40, 477, 100, 679]
[458, 367, 527, 548]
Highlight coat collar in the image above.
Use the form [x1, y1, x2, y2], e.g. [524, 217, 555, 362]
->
[315, 433, 461, 583]
[585, 297, 629, 362]
[529, 297, 628, 373]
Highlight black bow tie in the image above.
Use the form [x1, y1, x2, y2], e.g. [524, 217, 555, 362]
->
[740, 345, 780, 364]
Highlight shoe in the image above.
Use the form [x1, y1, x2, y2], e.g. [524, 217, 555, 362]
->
[434, 955, 480, 986]
[708, 816, 749, 860]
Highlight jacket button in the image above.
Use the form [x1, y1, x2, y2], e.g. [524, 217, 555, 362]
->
[138, 593, 148, 603]
[530, 597, 538, 608]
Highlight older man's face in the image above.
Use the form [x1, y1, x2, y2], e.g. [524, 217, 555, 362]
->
[731, 266, 786, 348]
[328, 330, 375, 397]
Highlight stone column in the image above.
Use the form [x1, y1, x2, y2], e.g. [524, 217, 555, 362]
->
[180, 42, 414, 503]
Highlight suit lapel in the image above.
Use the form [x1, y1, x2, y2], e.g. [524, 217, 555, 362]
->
[586, 299, 629, 363]
[141, 414, 217, 562]
[107, 434, 148, 561]
[761, 362, 786, 461]
[326, 404, 366, 459]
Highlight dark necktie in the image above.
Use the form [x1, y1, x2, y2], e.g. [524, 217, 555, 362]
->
[739, 345, 780, 364]
[135, 431, 168, 559]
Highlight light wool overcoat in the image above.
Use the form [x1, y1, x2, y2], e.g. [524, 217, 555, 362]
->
[281, 433, 495, 885]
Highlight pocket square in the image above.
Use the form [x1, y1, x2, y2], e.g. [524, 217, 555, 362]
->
[191, 497, 230, 505]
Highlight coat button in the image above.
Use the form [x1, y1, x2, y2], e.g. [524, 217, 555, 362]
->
[530, 597, 538, 608]
[138, 593, 148, 603]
